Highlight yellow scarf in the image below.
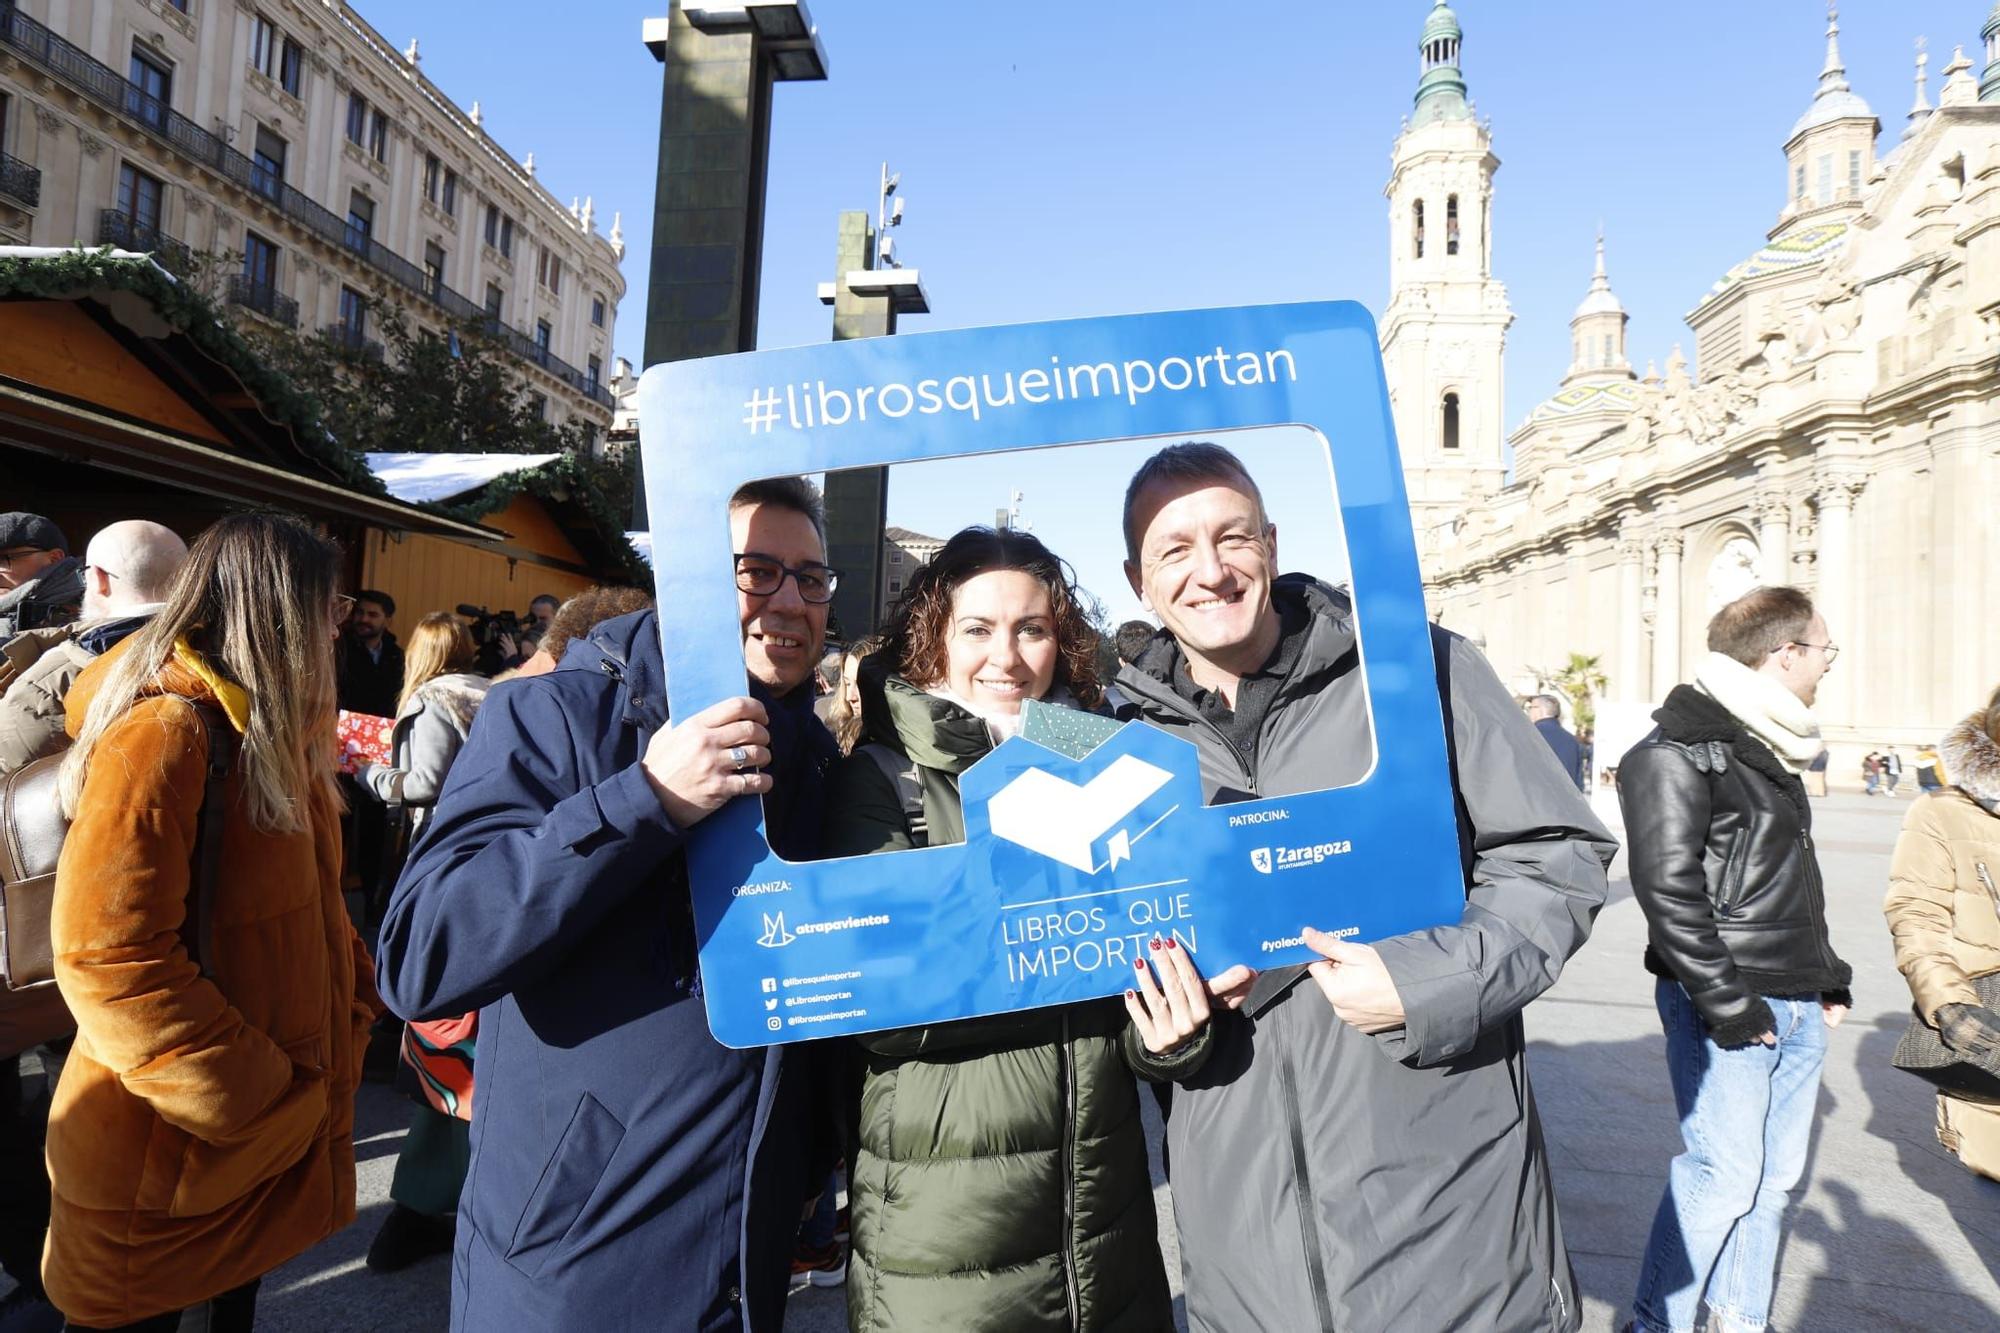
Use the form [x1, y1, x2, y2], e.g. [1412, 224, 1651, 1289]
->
[171, 637, 251, 734]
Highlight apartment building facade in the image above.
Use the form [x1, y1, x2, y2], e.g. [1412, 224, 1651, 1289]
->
[0, 0, 624, 429]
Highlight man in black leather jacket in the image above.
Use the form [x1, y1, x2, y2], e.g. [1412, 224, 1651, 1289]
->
[1618, 586, 1851, 1333]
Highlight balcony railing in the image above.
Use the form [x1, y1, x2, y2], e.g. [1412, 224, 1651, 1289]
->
[227, 274, 299, 328]
[321, 321, 384, 361]
[97, 209, 195, 274]
[0, 1, 613, 411]
[0, 149, 38, 208]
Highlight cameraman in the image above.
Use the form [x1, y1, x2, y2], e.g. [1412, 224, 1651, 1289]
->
[337, 589, 403, 716]
[456, 602, 525, 676]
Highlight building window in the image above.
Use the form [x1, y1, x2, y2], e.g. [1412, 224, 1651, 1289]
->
[1412, 199, 1425, 259]
[888, 579, 902, 596]
[345, 192, 374, 253]
[529, 392, 547, 420]
[484, 204, 499, 246]
[242, 232, 280, 291]
[1848, 150, 1862, 196]
[338, 285, 367, 339]
[167, 0, 189, 10]
[346, 92, 367, 145]
[484, 282, 504, 320]
[1794, 162, 1806, 202]
[590, 296, 605, 328]
[500, 215, 514, 258]
[534, 319, 552, 360]
[279, 37, 304, 97]
[423, 153, 440, 202]
[441, 169, 458, 217]
[537, 250, 562, 295]
[1816, 153, 1832, 205]
[1603, 334, 1613, 366]
[250, 14, 277, 78]
[251, 124, 286, 200]
[1445, 194, 1460, 256]
[888, 550, 903, 565]
[116, 163, 165, 233]
[586, 355, 602, 394]
[369, 109, 389, 163]
[1441, 392, 1460, 451]
[424, 241, 446, 298]
[128, 48, 172, 128]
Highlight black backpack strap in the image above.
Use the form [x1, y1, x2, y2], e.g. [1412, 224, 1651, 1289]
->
[183, 701, 240, 980]
[860, 743, 928, 849]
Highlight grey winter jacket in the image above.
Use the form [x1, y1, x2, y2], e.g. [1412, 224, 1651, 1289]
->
[0, 613, 156, 774]
[1116, 576, 1617, 1333]
[362, 672, 490, 830]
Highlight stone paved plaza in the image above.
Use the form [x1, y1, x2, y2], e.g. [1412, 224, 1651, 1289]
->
[11, 791, 1996, 1330]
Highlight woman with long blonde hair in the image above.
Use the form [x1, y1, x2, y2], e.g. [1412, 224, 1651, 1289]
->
[824, 634, 882, 756]
[355, 610, 491, 1272]
[45, 512, 379, 1331]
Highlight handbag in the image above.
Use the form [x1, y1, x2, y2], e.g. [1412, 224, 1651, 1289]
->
[0, 700, 238, 1057]
[1893, 970, 2000, 1096]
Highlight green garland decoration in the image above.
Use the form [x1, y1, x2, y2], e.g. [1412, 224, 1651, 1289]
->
[0, 247, 645, 580]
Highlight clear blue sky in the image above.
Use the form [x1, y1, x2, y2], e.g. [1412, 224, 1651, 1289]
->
[362, 0, 1984, 615]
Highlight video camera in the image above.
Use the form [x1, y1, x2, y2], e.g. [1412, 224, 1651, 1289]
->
[457, 603, 525, 675]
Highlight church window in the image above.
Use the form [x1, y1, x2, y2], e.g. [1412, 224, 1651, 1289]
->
[1441, 393, 1460, 451]
[1816, 154, 1832, 205]
[1794, 163, 1806, 201]
[1412, 200, 1425, 259]
[1446, 194, 1460, 256]
[1603, 334, 1613, 366]
[1847, 151, 1861, 196]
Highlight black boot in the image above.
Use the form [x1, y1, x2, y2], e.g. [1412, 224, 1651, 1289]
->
[365, 1204, 455, 1273]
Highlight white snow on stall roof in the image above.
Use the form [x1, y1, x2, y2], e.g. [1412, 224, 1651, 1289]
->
[363, 452, 562, 503]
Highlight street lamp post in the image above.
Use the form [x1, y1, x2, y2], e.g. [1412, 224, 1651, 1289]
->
[818, 167, 929, 639]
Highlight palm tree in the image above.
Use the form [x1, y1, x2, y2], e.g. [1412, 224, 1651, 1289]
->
[1544, 652, 1609, 732]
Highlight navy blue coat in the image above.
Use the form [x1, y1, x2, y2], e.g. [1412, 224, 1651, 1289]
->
[1535, 716, 1586, 791]
[375, 611, 834, 1331]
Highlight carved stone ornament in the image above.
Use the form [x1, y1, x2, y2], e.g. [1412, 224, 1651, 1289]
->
[34, 106, 62, 135]
[1654, 530, 1685, 558]
[1705, 536, 1763, 617]
[1813, 472, 1866, 509]
[76, 128, 105, 157]
[183, 195, 207, 215]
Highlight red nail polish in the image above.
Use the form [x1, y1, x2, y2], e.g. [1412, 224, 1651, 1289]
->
[1134, 959, 1146, 971]
[1125, 989, 1137, 1000]
[1165, 939, 1178, 950]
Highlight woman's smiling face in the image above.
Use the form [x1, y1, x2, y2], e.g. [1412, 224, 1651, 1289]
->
[939, 568, 1059, 715]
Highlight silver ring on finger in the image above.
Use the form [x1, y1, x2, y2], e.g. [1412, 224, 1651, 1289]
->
[734, 770, 749, 795]
[729, 745, 750, 771]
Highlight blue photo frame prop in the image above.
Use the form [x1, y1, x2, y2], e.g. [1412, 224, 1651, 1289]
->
[639, 301, 1465, 1048]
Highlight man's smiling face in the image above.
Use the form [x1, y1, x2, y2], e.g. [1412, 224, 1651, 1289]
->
[1124, 477, 1277, 670]
[731, 500, 829, 695]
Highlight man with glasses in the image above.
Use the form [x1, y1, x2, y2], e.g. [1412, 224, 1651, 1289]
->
[1618, 586, 1850, 1333]
[0, 512, 83, 649]
[376, 477, 841, 1330]
[0, 519, 186, 773]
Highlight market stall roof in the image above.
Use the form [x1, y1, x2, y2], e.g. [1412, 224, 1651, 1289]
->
[0, 247, 501, 544]
[365, 452, 565, 503]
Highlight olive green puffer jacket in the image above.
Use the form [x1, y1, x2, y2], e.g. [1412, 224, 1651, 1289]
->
[821, 668, 1174, 1332]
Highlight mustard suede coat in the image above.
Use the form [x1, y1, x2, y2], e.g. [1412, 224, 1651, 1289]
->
[42, 644, 380, 1326]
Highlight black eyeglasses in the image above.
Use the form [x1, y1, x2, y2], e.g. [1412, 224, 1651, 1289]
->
[734, 553, 840, 604]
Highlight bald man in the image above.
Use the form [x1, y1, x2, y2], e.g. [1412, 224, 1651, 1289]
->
[0, 519, 187, 773]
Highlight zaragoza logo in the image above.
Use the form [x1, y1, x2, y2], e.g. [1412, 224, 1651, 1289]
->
[1250, 847, 1274, 874]
[987, 755, 1176, 873]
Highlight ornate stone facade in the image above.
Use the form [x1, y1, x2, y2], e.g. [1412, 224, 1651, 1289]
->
[0, 0, 622, 428]
[1403, 6, 2000, 764]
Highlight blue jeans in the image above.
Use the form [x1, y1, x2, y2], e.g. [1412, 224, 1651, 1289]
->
[1632, 981, 1828, 1333]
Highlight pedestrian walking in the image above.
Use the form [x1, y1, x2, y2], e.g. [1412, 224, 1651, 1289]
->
[1528, 693, 1587, 790]
[355, 612, 489, 1273]
[1864, 750, 1882, 795]
[42, 512, 381, 1331]
[1111, 443, 1615, 1332]
[1885, 689, 2000, 1179]
[1916, 743, 1946, 794]
[1618, 586, 1850, 1333]
[820, 528, 1183, 1330]
[1884, 746, 1904, 796]
[373, 479, 840, 1330]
